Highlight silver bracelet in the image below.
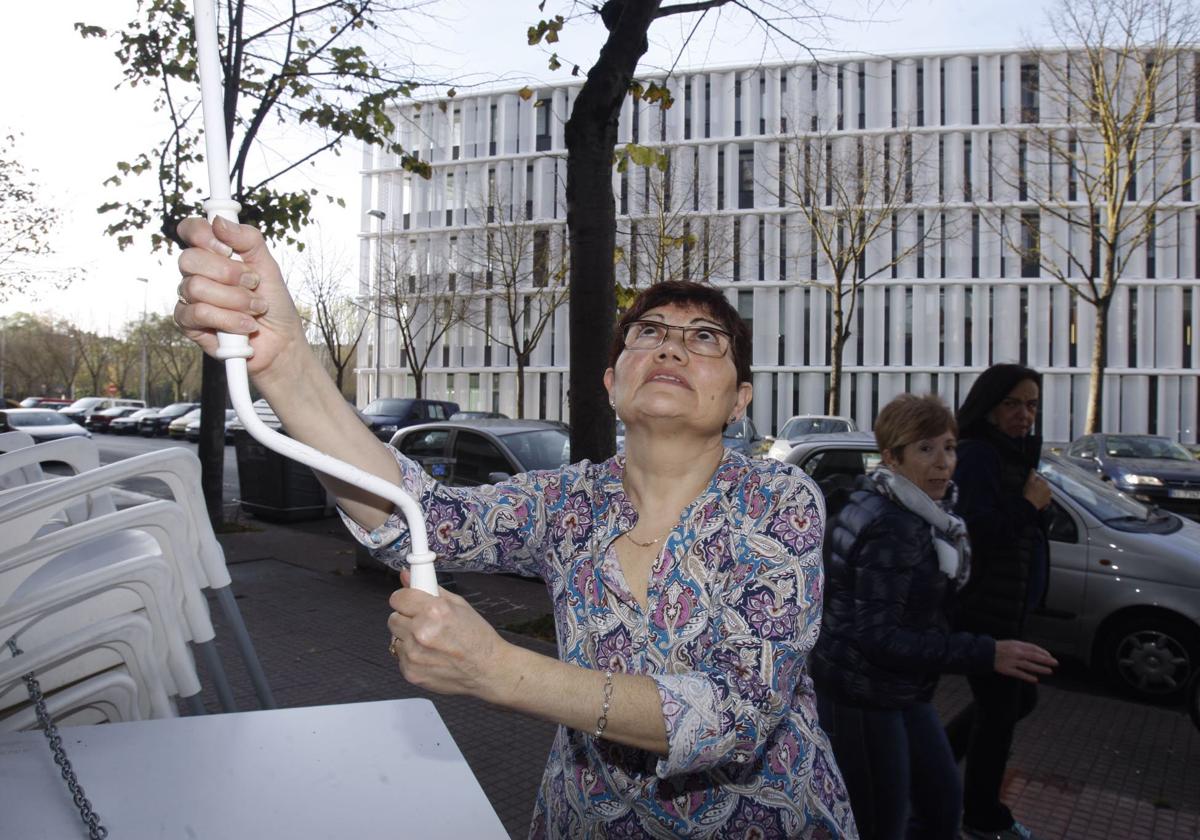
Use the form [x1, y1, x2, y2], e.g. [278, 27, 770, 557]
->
[593, 669, 614, 739]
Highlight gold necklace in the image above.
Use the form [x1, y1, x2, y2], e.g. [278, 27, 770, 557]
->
[624, 529, 666, 548]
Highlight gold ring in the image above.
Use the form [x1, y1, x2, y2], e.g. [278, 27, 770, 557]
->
[177, 294, 188, 306]
[388, 636, 400, 658]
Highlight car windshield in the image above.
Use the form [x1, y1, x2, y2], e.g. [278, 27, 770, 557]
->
[64, 397, 104, 411]
[126, 409, 156, 420]
[4, 411, 71, 427]
[98, 407, 129, 417]
[501, 430, 571, 472]
[363, 399, 412, 415]
[160, 403, 194, 417]
[1039, 457, 1174, 530]
[1103, 435, 1193, 461]
[782, 417, 850, 437]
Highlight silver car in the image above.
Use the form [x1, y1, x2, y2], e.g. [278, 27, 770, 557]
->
[784, 434, 1200, 703]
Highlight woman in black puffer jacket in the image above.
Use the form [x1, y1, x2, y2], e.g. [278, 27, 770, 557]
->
[813, 395, 1056, 840]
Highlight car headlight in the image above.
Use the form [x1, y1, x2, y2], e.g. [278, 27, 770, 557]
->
[378, 424, 398, 433]
[1120, 473, 1163, 487]
[767, 440, 791, 461]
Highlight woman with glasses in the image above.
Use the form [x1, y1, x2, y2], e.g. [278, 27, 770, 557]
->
[944, 364, 1056, 840]
[173, 217, 856, 838]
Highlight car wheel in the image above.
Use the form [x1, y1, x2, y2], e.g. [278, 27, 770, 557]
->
[1100, 613, 1200, 702]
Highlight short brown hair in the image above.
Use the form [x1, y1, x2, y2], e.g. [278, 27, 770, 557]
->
[609, 281, 752, 384]
[874, 394, 957, 461]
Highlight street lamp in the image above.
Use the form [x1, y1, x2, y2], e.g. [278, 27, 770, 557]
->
[367, 209, 386, 400]
[136, 277, 150, 403]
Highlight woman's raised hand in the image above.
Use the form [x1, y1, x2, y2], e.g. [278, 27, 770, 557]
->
[174, 216, 307, 385]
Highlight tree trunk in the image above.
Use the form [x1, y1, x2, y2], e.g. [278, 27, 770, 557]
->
[827, 290, 845, 416]
[412, 370, 423, 399]
[198, 353, 227, 526]
[516, 355, 527, 419]
[1084, 297, 1110, 434]
[565, 0, 662, 463]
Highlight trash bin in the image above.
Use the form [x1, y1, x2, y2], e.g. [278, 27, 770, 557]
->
[231, 400, 332, 522]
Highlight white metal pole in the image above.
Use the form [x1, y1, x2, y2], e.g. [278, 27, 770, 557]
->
[191, 0, 437, 594]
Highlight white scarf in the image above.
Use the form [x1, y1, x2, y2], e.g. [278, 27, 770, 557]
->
[870, 467, 971, 586]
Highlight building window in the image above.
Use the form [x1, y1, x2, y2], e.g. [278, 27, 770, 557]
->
[1146, 216, 1156, 279]
[971, 212, 980, 278]
[1068, 131, 1078, 202]
[938, 137, 945, 202]
[904, 135, 914, 203]
[916, 212, 926, 278]
[738, 146, 755, 209]
[1128, 153, 1137, 201]
[858, 64, 866, 129]
[963, 137, 973, 201]
[825, 140, 834, 206]
[1145, 59, 1156, 123]
[1020, 61, 1038, 123]
[780, 72, 788, 132]
[445, 172, 455, 226]
[704, 78, 711, 138]
[734, 77, 742, 136]
[760, 74, 768, 135]
[780, 214, 788, 280]
[489, 103, 498, 155]
[971, 59, 979, 125]
[685, 80, 693, 139]
[916, 65, 925, 127]
[732, 218, 741, 282]
[525, 165, 534, 220]
[533, 229, 549, 287]
[987, 135, 994, 201]
[452, 108, 462, 159]
[1018, 135, 1028, 201]
[836, 65, 844, 131]
[535, 97, 551, 151]
[758, 217, 766, 281]
[1184, 136, 1193, 202]
[939, 63, 946, 125]
[891, 63, 898, 128]
[1020, 210, 1040, 277]
[811, 67, 819, 132]
[717, 148, 725, 209]
[1000, 61, 1006, 123]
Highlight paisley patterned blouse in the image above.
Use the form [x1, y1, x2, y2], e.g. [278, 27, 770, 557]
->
[345, 447, 857, 839]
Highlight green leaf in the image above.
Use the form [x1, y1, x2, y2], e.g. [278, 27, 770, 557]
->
[517, 86, 534, 101]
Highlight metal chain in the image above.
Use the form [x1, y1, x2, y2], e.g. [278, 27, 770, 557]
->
[5, 638, 108, 839]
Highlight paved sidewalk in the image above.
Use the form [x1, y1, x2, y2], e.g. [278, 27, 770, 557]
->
[204, 514, 1200, 840]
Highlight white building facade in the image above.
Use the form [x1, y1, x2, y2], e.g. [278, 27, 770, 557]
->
[358, 49, 1200, 443]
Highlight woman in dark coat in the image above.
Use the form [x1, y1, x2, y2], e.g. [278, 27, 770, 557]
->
[946, 364, 1057, 840]
[814, 394, 1055, 840]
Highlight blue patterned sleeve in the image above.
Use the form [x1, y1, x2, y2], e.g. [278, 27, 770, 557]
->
[338, 447, 560, 579]
[650, 465, 826, 777]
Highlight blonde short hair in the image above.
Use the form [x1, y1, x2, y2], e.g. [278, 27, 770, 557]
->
[874, 394, 957, 462]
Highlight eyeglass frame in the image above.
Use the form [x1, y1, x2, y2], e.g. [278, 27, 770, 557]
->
[621, 319, 734, 358]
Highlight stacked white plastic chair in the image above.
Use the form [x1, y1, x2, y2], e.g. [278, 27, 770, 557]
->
[0, 436, 274, 732]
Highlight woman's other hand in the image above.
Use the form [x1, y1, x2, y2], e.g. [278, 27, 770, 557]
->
[386, 568, 508, 698]
[174, 216, 307, 386]
[994, 639, 1057, 683]
[1023, 470, 1052, 510]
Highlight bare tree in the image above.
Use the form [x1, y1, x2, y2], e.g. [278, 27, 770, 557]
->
[295, 244, 367, 398]
[379, 237, 467, 399]
[778, 128, 939, 414]
[72, 327, 111, 397]
[460, 200, 569, 417]
[147, 314, 200, 401]
[614, 142, 735, 296]
[998, 0, 1200, 432]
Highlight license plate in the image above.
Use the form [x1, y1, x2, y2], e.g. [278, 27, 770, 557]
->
[1168, 489, 1200, 500]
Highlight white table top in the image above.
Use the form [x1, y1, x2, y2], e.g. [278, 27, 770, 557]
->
[0, 698, 508, 839]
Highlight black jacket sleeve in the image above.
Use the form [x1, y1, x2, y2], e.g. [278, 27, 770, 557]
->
[953, 441, 1039, 545]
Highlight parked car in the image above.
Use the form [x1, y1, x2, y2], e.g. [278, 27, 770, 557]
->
[783, 434, 1200, 703]
[360, 398, 459, 442]
[85, 406, 140, 433]
[764, 414, 858, 461]
[185, 409, 238, 443]
[139, 402, 199, 436]
[110, 407, 160, 435]
[449, 411, 509, 421]
[59, 396, 147, 426]
[0, 408, 93, 442]
[168, 408, 203, 439]
[18, 397, 72, 410]
[1064, 433, 1200, 520]
[388, 419, 571, 486]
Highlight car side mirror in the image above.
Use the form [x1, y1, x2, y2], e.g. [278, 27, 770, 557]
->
[487, 471, 512, 483]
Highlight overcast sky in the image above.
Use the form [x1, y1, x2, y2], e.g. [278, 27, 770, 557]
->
[0, 0, 1053, 335]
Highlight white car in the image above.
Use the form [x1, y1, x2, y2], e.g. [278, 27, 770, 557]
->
[765, 414, 857, 460]
[0, 408, 93, 442]
[785, 434, 1200, 703]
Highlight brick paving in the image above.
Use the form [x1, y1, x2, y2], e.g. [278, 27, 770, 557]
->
[202, 514, 1200, 840]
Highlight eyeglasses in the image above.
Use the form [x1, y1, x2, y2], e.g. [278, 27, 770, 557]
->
[622, 320, 732, 358]
[998, 397, 1039, 413]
